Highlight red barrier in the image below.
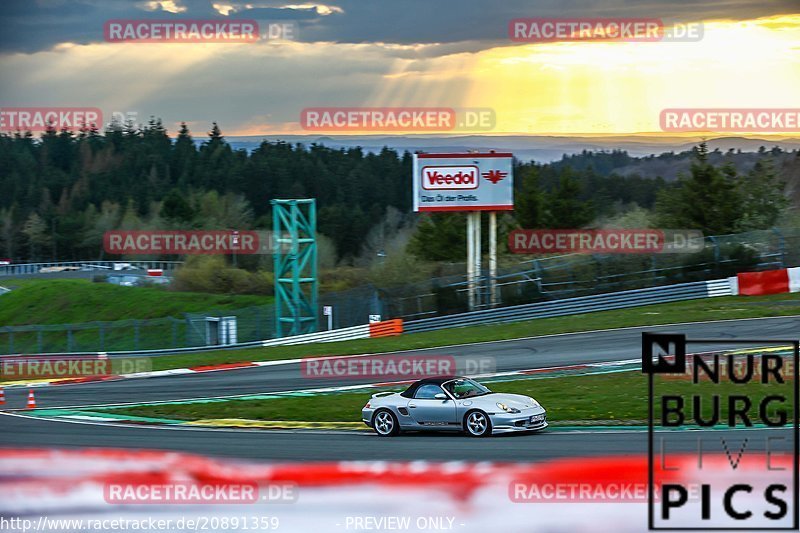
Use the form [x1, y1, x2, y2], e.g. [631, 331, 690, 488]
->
[369, 319, 403, 338]
[737, 269, 789, 295]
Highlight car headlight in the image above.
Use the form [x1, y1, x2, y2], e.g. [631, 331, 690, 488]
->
[497, 402, 521, 414]
[527, 397, 540, 408]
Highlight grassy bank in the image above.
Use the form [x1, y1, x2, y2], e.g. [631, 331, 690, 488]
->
[144, 292, 800, 371]
[0, 279, 274, 325]
[105, 371, 793, 425]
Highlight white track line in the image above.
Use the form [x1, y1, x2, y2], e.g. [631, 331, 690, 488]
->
[0, 411, 364, 435]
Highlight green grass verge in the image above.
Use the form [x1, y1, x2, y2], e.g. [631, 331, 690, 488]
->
[0, 279, 273, 325]
[144, 292, 800, 371]
[104, 371, 793, 425]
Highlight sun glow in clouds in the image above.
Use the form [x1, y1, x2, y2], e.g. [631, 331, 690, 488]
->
[140, 0, 187, 14]
[0, 13, 796, 136]
[462, 15, 800, 134]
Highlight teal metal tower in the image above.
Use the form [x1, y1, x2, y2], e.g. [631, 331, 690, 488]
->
[272, 199, 319, 337]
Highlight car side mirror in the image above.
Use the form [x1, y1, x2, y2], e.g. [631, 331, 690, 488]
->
[435, 393, 448, 400]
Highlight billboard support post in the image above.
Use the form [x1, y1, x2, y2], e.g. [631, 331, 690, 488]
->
[467, 211, 482, 311]
[467, 213, 474, 310]
[475, 212, 482, 309]
[489, 211, 498, 307]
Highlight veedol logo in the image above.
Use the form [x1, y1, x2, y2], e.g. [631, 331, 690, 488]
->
[482, 170, 508, 184]
[421, 166, 479, 190]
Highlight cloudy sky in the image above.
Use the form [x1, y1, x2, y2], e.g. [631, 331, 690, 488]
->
[0, 0, 798, 136]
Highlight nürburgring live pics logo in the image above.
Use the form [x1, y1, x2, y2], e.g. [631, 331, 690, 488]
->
[643, 332, 798, 530]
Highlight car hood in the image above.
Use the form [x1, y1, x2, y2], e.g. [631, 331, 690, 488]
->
[469, 392, 541, 410]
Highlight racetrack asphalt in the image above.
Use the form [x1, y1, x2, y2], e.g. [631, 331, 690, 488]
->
[1, 315, 798, 461]
[0, 411, 793, 462]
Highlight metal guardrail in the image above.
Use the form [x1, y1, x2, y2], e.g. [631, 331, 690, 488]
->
[0, 279, 732, 358]
[0, 261, 183, 277]
[403, 279, 732, 334]
[261, 324, 370, 346]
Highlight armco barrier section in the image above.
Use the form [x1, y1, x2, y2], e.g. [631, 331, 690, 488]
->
[790, 267, 800, 293]
[368, 319, 403, 337]
[0, 260, 182, 277]
[403, 279, 732, 334]
[260, 319, 403, 347]
[737, 269, 790, 296]
[736, 266, 800, 296]
[0, 281, 730, 358]
[261, 324, 369, 346]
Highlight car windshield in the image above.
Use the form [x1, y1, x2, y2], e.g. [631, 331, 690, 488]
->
[443, 378, 491, 399]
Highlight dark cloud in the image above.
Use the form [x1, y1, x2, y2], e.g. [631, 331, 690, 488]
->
[0, 0, 797, 54]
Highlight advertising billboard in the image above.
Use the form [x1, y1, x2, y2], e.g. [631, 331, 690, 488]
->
[412, 152, 514, 212]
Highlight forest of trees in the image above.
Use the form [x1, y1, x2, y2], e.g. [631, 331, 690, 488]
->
[410, 143, 792, 261]
[0, 120, 411, 262]
[0, 119, 793, 267]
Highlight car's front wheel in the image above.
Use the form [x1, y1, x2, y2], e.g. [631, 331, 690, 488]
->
[464, 410, 492, 437]
[372, 409, 400, 437]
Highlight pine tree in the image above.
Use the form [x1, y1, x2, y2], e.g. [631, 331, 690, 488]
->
[736, 157, 787, 230]
[515, 165, 548, 228]
[408, 213, 467, 261]
[655, 142, 742, 234]
[160, 188, 195, 224]
[546, 169, 595, 228]
[21, 212, 52, 260]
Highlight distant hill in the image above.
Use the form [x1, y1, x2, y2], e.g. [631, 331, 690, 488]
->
[552, 147, 798, 181]
[219, 134, 800, 165]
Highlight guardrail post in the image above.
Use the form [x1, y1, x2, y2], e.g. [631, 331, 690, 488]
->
[134, 320, 140, 350]
[709, 236, 720, 271]
[99, 323, 105, 351]
[37, 327, 43, 352]
[773, 227, 786, 267]
[67, 329, 74, 352]
[8, 330, 13, 354]
[592, 255, 602, 288]
[651, 255, 657, 283]
[172, 320, 178, 348]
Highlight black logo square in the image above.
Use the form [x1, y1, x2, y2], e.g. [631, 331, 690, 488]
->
[642, 333, 686, 374]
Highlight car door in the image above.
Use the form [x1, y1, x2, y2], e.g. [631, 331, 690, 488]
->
[406, 384, 458, 427]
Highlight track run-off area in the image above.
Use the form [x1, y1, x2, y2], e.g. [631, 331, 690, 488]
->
[1, 315, 799, 462]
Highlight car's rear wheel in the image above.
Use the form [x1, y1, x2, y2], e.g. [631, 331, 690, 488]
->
[464, 410, 491, 437]
[372, 409, 400, 437]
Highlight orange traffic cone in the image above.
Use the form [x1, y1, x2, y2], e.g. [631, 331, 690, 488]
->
[26, 389, 36, 409]
[0, 387, 5, 406]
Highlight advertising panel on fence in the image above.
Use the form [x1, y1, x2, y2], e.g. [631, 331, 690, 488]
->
[412, 152, 514, 212]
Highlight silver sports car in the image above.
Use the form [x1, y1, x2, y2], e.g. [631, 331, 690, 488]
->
[361, 376, 547, 437]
